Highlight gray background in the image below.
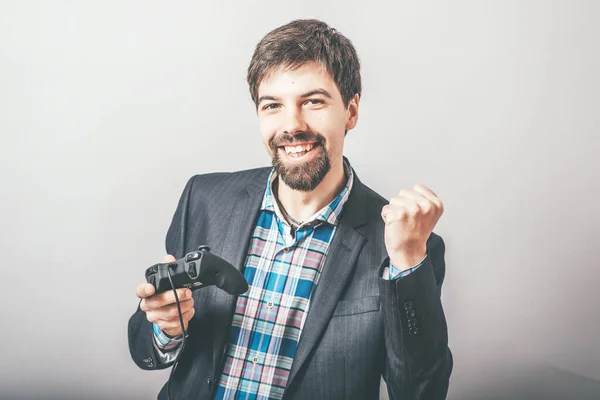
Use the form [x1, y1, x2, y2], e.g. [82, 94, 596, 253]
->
[1, 0, 599, 399]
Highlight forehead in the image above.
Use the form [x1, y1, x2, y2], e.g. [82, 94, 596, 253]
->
[257, 62, 340, 98]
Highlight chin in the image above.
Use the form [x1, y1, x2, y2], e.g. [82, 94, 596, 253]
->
[273, 149, 331, 192]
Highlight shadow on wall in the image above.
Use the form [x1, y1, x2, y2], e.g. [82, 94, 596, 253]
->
[456, 365, 600, 400]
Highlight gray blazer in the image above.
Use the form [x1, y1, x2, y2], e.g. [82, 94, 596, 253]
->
[128, 166, 453, 400]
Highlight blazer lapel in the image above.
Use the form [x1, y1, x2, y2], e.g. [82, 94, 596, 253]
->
[209, 175, 268, 376]
[286, 174, 369, 390]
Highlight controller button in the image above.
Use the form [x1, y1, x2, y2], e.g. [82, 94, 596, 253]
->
[186, 252, 200, 262]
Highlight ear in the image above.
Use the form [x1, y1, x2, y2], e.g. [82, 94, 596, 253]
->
[345, 94, 360, 130]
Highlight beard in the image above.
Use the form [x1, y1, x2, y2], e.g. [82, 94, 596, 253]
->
[270, 131, 331, 192]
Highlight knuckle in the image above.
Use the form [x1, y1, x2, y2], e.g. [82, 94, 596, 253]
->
[185, 308, 196, 321]
[145, 312, 157, 324]
[438, 200, 445, 212]
[164, 321, 179, 332]
[158, 322, 170, 332]
[144, 298, 158, 310]
[421, 202, 433, 214]
[157, 293, 171, 306]
[166, 292, 177, 304]
[165, 306, 178, 319]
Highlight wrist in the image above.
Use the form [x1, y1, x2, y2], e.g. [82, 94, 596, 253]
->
[389, 249, 426, 271]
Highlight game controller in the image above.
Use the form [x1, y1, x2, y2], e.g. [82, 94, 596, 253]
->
[145, 245, 249, 296]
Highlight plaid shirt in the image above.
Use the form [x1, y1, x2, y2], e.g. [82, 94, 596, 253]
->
[153, 161, 424, 399]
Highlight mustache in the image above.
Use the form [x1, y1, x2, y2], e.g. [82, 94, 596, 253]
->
[269, 131, 325, 150]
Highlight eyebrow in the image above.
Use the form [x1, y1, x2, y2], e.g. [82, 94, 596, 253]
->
[257, 88, 333, 105]
[300, 89, 333, 99]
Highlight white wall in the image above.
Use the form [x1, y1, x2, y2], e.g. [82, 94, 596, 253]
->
[1, 1, 599, 398]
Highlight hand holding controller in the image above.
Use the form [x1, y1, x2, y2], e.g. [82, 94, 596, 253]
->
[145, 246, 249, 296]
[136, 247, 248, 338]
[136, 255, 195, 337]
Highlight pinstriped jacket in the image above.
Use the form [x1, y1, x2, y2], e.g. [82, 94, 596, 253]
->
[128, 165, 453, 399]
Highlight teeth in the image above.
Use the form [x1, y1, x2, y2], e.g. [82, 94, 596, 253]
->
[284, 143, 314, 154]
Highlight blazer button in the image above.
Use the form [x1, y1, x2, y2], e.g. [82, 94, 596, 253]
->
[406, 309, 416, 318]
[404, 301, 413, 310]
[409, 327, 419, 336]
[408, 318, 417, 328]
[206, 377, 213, 389]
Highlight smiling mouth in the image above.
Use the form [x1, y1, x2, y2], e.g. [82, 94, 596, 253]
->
[279, 143, 317, 158]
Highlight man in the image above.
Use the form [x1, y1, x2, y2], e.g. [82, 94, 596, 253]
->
[128, 19, 452, 400]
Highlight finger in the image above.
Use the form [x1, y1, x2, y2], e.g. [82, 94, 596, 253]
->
[393, 192, 434, 214]
[146, 301, 195, 325]
[397, 189, 427, 201]
[413, 184, 439, 202]
[381, 204, 408, 224]
[158, 299, 195, 320]
[155, 308, 196, 332]
[163, 254, 176, 263]
[144, 288, 192, 310]
[136, 282, 156, 299]
[141, 295, 194, 313]
[389, 196, 419, 211]
[413, 185, 444, 214]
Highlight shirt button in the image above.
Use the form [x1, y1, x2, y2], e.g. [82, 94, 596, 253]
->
[267, 301, 274, 309]
[283, 247, 290, 253]
[252, 356, 259, 364]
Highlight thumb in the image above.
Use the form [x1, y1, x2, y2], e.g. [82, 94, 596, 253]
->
[381, 207, 399, 225]
[163, 254, 176, 263]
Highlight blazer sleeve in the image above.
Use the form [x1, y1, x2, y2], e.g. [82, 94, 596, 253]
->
[379, 233, 453, 400]
[127, 176, 197, 370]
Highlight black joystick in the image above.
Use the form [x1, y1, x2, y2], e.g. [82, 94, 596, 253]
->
[145, 246, 249, 296]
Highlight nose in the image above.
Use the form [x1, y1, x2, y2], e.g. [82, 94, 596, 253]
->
[281, 107, 307, 136]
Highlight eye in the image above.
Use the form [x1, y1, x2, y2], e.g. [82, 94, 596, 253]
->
[305, 99, 324, 106]
[262, 103, 280, 111]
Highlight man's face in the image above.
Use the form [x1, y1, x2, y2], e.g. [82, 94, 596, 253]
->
[256, 62, 358, 192]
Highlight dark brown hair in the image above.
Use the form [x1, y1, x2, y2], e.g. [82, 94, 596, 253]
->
[247, 19, 362, 108]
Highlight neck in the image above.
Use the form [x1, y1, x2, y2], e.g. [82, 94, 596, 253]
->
[276, 160, 346, 223]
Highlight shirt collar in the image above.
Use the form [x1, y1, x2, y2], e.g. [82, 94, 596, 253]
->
[261, 158, 354, 227]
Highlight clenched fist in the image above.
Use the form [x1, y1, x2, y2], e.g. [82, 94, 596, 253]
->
[381, 184, 444, 271]
[136, 255, 195, 337]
